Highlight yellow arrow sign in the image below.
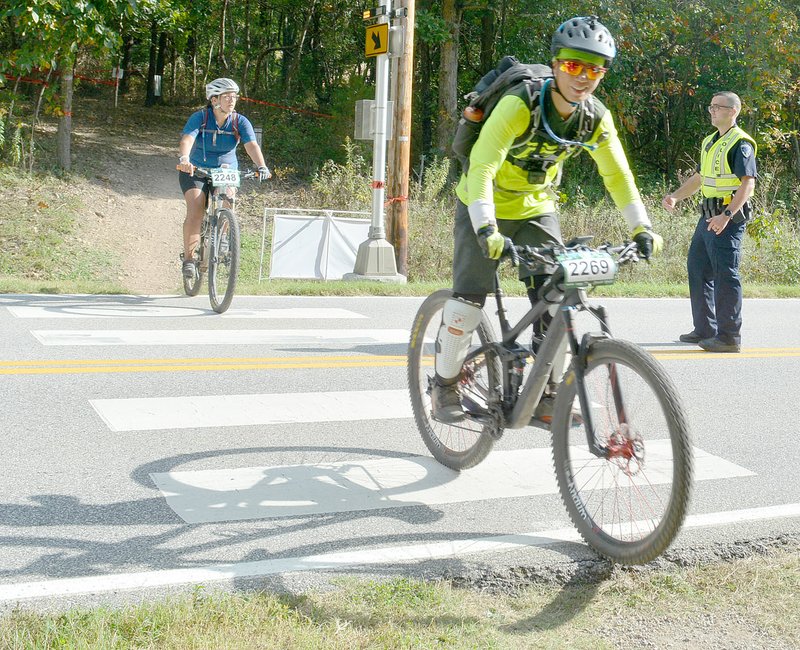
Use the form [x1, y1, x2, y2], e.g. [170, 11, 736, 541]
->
[366, 23, 389, 57]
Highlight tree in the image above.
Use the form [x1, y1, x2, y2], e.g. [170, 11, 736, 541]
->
[0, 0, 125, 170]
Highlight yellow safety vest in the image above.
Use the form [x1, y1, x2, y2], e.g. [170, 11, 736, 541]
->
[700, 125, 756, 199]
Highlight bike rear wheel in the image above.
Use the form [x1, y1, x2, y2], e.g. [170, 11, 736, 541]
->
[208, 209, 240, 314]
[407, 290, 501, 470]
[552, 338, 692, 565]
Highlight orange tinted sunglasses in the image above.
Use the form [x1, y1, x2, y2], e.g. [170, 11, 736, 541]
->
[559, 59, 607, 80]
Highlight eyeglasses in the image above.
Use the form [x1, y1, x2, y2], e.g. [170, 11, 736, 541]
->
[708, 103, 734, 112]
[558, 59, 607, 81]
[218, 93, 239, 101]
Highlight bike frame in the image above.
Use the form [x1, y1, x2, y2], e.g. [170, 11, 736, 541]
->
[198, 179, 235, 270]
[466, 270, 620, 458]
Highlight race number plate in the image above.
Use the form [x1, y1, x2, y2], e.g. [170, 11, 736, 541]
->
[210, 168, 240, 188]
[556, 249, 617, 287]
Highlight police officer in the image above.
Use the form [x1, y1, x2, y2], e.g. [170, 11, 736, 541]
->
[663, 91, 757, 353]
[431, 16, 663, 423]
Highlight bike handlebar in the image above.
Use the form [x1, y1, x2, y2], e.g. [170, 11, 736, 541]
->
[510, 238, 640, 270]
[175, 165, 260, 180]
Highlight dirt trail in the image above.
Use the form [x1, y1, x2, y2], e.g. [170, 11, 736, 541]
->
[72, 106, 188, 294]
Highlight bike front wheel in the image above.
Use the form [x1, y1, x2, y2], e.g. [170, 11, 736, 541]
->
[407, 290, 501, 470]
[552, 338, 692, 565]
[208, 209, 240, 314]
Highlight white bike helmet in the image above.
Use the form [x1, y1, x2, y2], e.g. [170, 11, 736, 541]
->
[205, 77, 240, 99]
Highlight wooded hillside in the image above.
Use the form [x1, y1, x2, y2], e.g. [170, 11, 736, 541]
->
[2, 0, 799, 192]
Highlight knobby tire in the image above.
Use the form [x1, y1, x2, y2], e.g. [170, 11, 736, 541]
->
[208, 209, 240, 314]
[407, 289, 501, 470]
[551, 338, 692, 565]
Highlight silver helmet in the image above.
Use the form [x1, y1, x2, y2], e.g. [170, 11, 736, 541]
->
[551, 16, 616, 66]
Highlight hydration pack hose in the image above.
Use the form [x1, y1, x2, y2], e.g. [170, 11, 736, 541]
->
[540, 79, 598, 152]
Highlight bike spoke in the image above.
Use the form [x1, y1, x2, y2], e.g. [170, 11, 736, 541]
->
[408, 291, 498, 470]
[553, 339, 691, 563]
[208, 210, 239, 313]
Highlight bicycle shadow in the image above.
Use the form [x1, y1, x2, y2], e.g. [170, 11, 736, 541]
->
[0, 446, 449, 581]
[0, 445, 613, 609]
[500, 561, 611, 633]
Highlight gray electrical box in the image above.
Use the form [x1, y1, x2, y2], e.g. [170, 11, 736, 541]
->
[354, 99, 394, 141]
[389, 25, 404, 59]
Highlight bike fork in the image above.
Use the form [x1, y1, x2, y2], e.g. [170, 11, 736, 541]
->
[208, 214, 218, 265]
[563, 307, 610, 459]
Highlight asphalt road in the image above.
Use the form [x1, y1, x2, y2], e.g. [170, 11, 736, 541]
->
[1, 292, 799, 611]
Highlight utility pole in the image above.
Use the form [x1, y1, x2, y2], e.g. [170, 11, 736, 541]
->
[345, 2, 406, 283]
[386, 0, 415, 276]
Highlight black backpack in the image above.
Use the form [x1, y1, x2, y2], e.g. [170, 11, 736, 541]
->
[452, 56, 553, 172]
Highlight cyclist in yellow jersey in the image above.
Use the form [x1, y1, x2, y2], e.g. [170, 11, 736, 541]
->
[432, 16, 664, 423]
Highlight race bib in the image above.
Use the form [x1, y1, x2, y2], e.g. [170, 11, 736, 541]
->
[210, 168, 240, 188]
[556, 249, 617, 287]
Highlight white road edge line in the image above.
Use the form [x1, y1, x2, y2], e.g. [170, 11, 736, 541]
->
[1, 503, 799, 603]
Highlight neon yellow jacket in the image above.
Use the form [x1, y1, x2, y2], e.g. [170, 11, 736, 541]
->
[456, 88, 648, 232]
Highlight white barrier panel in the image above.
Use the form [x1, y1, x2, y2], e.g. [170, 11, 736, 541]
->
[263, 209, 370, 281]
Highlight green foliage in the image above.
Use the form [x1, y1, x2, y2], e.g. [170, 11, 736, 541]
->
[8, 123, 24, 166]
[416, 10, 451, 45]
[309, 137, 372, 211]
[0, 103, 25, 166]
[1, 0, 799, 284]
[407, 155, 456, 282]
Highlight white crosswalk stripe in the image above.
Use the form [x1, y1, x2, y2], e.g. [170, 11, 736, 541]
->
[31, 328, 409, 346]
[91, 389, 412, 431]
[1, 293, 771, 605]
[151, 445, 753, 524]
[8, 305, 366, 319]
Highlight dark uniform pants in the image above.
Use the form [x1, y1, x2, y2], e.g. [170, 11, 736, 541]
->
[687, 214, 745, 344]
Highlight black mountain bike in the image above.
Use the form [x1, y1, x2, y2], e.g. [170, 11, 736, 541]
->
[408, 238, 693, 564]
[183, 167, 256, 313]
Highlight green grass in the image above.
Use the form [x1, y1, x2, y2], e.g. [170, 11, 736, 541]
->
[0, 167, 121, 290]
[2, 547, 798, 649]
[0, 276, 127, 294]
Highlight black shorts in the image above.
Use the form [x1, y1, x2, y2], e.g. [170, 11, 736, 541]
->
[178, 170, 210, 195]
[452, 199, 563, 295]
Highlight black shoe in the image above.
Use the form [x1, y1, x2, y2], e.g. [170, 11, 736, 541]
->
[182, 259, 198, 280]
[431, 379, 465, 423]
[678, 331, 703, 344]
[699, 337, 740, 353]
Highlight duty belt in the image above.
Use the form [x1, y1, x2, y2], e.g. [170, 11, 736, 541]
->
[700, 196, 748, 224]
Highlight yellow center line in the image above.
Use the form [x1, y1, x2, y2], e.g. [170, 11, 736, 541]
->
[651, 348, 800, 360]
[0, 355, 413, 375]
[1, 348, 798, 376]
[0, 355, 407, 367]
